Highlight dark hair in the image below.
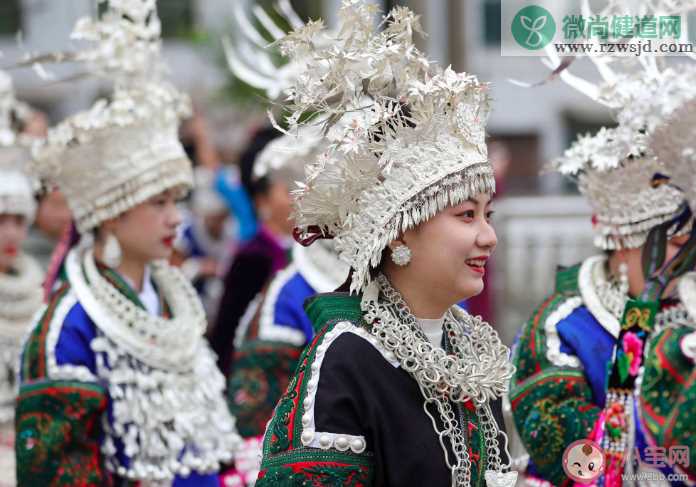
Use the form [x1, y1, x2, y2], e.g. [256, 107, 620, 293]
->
[239, 126, 282, 199]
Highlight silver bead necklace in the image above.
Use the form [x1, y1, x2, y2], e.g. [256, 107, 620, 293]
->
[361, 274, 517, 486]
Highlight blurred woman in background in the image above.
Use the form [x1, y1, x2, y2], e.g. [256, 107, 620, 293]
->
[0, 71, 44, 487]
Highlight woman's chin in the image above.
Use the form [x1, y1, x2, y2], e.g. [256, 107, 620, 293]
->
[458, 279, 484, 301]
[146, 247, 173, 263]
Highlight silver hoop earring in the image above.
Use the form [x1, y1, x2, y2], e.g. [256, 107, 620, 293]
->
[391, 244, 412, 266]
[103, 233, 122, 268]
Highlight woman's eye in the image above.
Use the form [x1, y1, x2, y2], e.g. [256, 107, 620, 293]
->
[486, 210, 495, 220]
[457, 210, 475, 219]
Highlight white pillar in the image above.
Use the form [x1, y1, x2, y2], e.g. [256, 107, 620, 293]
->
[422, 0, 448, 64]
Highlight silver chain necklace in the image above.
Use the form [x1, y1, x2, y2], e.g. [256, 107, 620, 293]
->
[360, 274, 517, 487]
[594, 267, 629, 320]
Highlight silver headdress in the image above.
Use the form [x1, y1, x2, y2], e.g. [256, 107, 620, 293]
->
[547, 1, 695, 250]
[31, 0, 192, 234]
[276, 1, 493, 292]
[650, 98, 696, 212]
[0, 71, 36, 222]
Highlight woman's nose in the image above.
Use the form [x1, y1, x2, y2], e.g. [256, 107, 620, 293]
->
[477, 219, 497, 249]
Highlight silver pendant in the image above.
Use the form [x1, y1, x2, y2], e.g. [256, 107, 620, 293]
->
[484, 470, 518, 487]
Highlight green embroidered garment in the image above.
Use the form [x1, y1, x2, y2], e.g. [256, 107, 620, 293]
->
[257, 293, 492, 486]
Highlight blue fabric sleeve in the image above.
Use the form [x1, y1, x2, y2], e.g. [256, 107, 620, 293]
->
[173, 472, 219, 486]
[556, 306, 616, 407]
[274, 274, 317, 343]
[214, 168, 257, 242]
[54, 304, 98, 375]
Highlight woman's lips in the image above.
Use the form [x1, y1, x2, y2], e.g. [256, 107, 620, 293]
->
[465, 257, 488, 275]
[161, 237, 175, 248]
[2, 246, 18, 257]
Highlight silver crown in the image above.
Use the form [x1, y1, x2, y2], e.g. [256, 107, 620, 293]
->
[30, 0, 193, 233]
[0, 71, 36, 222]
[278, 1, 494, 292]
[547, 1, 695, 249]
[650, 98, 696, 212]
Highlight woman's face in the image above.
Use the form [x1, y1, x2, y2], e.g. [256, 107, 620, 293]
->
[105, 190, 183, 264]
[391, 193, 497, 306]
[256, 181, 295, 236]
[0, 214, 29, 272]
[36, 189, 72, 240]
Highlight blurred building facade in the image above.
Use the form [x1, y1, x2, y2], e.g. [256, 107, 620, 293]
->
[4, 0, 605, 340]
[4, 0, 610, 187]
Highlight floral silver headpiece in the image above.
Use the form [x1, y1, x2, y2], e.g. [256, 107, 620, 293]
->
[276, 0, 494, 292]
[0, 71, 36, 222]
[547, 0, 694, 249]
[31, 0, 192, 234]
[650, 98, 696, 213]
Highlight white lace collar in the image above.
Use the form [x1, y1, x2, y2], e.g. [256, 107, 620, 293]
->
[121, 266, 160, 316]
[578, 255, 627, 339]
[678, 272, 696, 325]
[417, 315, 445, 348]
[292, 241, 350, 293]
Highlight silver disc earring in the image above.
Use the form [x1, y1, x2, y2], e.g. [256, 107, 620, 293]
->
[103, 233, 122, 268]
[391, 244, 412, 266]
[618, 262, 629, 296]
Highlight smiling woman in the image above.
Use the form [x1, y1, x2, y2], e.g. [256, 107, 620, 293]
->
[383, 196, 497, 320]
[253, 3, 516, 487]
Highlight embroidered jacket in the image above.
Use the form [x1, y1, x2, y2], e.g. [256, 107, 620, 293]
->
[256, 292, 495, 487]
[228, 263, 317, 439]
[210, 226, 290, 376]
[16, 260, 231, 487]
[509, 256, 695, 486]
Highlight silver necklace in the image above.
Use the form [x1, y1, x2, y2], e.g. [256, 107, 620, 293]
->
[69, 248, 206, 371]
[679, 272, 696, 324]
[66, 248, 241, 481]
[361, 275, 517, 487]
[592, 258, 629, 321]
